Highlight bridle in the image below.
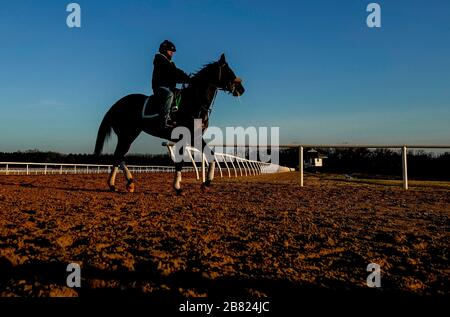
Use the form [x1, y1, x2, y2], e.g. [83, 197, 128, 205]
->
[216, 63, 240, 95]
[197, 64, 225, 118]
[196, 63, 241, 122]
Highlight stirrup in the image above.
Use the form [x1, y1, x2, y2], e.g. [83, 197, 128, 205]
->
[163, 117, 176, 128]
[164, 123, 176, 129]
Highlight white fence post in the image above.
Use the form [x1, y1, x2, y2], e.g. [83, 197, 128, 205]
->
[229, 158, 237, 177]
[241, 159, 247, 176]
[235, 159, 243, 176]
[222, 155, 231, 177]
[247, 161, 253, 176]
[252, 161, 258, 175]
[201, 153, 206, 183]
[214, 154, 223, 178]
[402, 146, 408, 190]
[299, 146, 304, 187]
[187, 148, 200, 180]
[244, 160, 250, 176]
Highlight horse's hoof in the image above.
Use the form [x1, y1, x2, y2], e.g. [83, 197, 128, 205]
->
[126, 182, 135, 193]
[175, 188, 183, 196]
[201, 181, 211, 191]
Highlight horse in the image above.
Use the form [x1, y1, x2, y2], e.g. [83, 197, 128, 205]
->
[94, 54, 245, 194]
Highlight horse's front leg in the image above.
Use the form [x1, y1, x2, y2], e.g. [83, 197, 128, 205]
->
[203, 161, 215, 188]
[173, 162, 183, 196]
[201, 139, 215, 190]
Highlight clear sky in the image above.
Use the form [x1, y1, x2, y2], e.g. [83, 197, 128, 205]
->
[1, 0, 449, 154]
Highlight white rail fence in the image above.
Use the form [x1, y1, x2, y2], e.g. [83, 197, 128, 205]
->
[212, 144, 450, 190]
[292, 144, 450, 190]
[0, 162, 194, 175]
[3, 144, 448, 190]
[163, 143, 294, 182]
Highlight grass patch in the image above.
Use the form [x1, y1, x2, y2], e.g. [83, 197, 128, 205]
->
[320, 173, 450, 190]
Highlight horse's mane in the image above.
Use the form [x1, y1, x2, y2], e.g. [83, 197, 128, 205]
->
[191, 61, 219, 82]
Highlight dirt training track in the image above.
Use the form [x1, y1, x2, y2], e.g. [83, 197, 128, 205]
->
[0, 172, 448, 299]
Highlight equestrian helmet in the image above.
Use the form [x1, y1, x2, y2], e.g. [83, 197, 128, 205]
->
[159, 40, 176, 53]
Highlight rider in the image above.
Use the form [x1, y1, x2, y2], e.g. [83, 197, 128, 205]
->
[152, 40, 190, 128]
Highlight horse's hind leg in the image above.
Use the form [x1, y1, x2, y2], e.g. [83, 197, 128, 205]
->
[110, 132, 139, 192]
[121, 163, 135, 193]
[108, 166, 119, 192]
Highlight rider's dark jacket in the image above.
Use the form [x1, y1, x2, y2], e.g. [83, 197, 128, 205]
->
[152, 53, 190, 92]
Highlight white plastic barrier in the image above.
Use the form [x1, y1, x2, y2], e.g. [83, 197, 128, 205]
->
[164, 143, 294, 182]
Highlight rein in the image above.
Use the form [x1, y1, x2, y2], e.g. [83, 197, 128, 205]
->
[196, 63, 224, 119]
[189, 63, 235, 123]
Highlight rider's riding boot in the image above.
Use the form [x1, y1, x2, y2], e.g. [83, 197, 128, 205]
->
[157, 87, 176, 128]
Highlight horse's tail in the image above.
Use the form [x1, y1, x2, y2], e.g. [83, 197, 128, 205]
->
[94, 109, 114, 156]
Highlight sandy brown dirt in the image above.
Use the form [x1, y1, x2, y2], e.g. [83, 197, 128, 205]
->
[0, 172, 449, 299]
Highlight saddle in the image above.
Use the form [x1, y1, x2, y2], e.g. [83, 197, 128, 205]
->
[142, 88, 182, 119]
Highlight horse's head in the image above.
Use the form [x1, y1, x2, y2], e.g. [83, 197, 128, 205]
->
[215, 54, 245, 96]
[192, 54, 245, 97]
[183, 54, 245, 126]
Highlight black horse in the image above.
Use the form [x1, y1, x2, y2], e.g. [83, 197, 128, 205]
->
[94, 54, 245, 194]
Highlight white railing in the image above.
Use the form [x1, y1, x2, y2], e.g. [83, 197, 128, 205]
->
[0, 162, 194, 175]
[288, 144, 450, 190]
[212, 144, 450, 190]
[163, 143, 294, 182]
[4, 144, 447, 189]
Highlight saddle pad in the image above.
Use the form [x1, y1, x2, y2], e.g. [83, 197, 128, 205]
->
[142, 95, 159, 119]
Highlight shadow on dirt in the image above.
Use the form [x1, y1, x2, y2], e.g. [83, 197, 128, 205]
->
[0, 255, 443, 311]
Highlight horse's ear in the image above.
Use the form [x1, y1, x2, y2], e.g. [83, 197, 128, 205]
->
[218, 53, 226, 64]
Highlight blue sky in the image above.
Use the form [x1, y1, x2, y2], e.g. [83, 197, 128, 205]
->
[0, 0, 449, 154]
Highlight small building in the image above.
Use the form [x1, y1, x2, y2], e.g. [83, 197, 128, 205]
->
[305, 149, 327, 168]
